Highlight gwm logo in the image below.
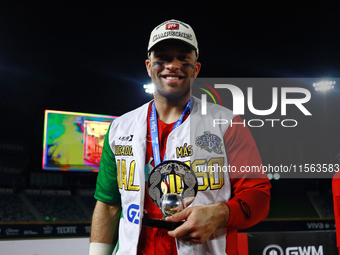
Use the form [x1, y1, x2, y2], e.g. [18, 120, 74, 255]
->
[263, 244, 323, 255]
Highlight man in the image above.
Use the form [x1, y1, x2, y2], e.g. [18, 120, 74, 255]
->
[90, 19, 271, 255]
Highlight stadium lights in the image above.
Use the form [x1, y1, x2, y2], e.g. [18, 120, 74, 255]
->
[313, 81, 336, 92]
[143, 83, 154, 94]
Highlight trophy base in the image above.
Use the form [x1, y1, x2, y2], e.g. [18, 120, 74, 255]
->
[142, 218, 183, 230]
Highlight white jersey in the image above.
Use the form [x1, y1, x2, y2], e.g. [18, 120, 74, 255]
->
[102, 97, 235, 255]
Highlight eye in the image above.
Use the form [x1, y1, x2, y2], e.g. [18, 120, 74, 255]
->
[155, 54, 170, 61]
[178, 54, 191, 61]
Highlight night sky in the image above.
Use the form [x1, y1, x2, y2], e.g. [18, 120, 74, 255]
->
[1, 1, 339, 172]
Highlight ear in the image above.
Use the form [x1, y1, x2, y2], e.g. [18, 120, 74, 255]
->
[194, 62, 201, 78]
[145, 59, 152, 77]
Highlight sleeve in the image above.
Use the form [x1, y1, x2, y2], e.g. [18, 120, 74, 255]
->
[332, 171, 340, 249]
[94, 125, 121, 205]
[224, 116, 271, 229]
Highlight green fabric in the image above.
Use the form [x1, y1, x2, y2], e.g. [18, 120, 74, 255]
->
[94, 126, 121, 204]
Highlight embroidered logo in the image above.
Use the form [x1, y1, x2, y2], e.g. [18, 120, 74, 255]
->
[127, 204, 140, 224]
[115, 145, 133, 156]
[166, 23, 179, 30]
[119, 135, 133, 142]
[236, 199, 251, 220]
[195, 132, 223, 154]
[176, 143, 193, 158]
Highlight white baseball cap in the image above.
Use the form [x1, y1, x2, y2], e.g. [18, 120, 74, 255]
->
[147, 19, 199, 56]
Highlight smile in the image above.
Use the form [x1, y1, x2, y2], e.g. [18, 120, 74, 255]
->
[161, 76, 183, 80]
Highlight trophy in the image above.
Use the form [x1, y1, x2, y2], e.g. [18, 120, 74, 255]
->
[142, 160, 198, 230]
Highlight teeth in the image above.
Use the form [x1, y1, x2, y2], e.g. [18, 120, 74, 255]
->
[166, 76, 179, 80]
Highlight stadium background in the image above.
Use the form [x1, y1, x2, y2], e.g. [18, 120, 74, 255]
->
[0, 1, 339, 254]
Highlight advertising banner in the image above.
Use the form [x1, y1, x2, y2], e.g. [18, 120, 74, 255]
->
[248, 231, 337, 255]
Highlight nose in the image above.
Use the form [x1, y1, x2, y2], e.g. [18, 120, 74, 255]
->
[164, 58, 181, 71]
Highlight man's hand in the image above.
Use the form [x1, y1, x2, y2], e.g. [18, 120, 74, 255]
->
[165, 203, 230, 244]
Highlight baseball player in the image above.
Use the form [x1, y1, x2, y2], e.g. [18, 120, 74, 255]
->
[90, 19, 271, 255]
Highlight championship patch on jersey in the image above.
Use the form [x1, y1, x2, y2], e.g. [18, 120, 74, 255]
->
[195, 132, 223, 154]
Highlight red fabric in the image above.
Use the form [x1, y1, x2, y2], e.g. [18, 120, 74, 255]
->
[137, 102, 179, 255]
[237, 233, 249, 255]
[332, 170, 340, 251]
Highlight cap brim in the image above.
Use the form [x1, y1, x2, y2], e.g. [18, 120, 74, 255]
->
[148, 38, 197, 53]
